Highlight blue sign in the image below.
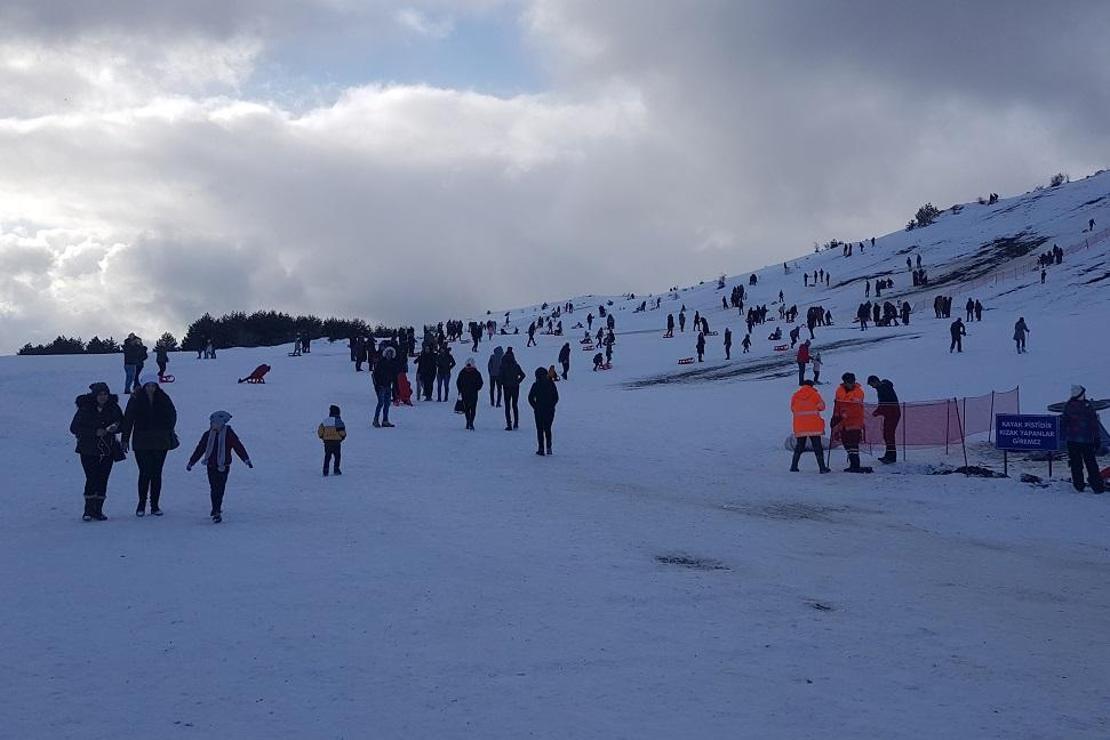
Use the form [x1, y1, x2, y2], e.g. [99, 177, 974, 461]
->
[995, 414, 1060, 452]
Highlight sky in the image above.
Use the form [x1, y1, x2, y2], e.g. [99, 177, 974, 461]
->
[1, 0, 1108, 351]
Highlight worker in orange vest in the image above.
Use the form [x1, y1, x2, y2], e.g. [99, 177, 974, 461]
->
[790, 380, 831, 473]
[832, 372, 873, 473]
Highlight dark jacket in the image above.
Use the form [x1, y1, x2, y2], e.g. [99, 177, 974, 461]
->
[372, 355, 397, 391]
[121, 388, 178, 450]
[70, 393, 124, 457]
[499, 354, 526, 389]
[155, 347, 169, 364]
[414, 351, 437, 379]
[528, 374, 559, 417]
[436, 352, 456, 376]
[456, 366, 484, 400]
[558, 344, 571, 363]
[123, 339, 148, 365]
[188, 427, 250, 469]
[1062, 398, 1102, 445]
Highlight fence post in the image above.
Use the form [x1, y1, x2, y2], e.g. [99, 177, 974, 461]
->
[954, 398, 968, 472]
[901, 402, 907, 461]
[1016, 385, 1021, 414]
[945, 400, 951, 455]
[988, 391, 995, 443]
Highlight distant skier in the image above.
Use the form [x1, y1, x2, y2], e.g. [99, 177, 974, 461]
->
[1061, 385, 1105, 493]
[790, 380, 831, 474]
[949, 318, 966, 353]
[317, 404, 346, 477]
[186, 410, 252, 524]
[1013, 317, 1030, 354]
[867, 375, 900, 464]
[70, 382, 124, 521]
[456, 359, 484, 430]
[528, 367, 559, 456]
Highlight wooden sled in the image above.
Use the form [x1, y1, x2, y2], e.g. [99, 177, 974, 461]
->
[677, 357, 696, 365]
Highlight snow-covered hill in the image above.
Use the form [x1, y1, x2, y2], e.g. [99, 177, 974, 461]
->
[2, 172, 1108, 738]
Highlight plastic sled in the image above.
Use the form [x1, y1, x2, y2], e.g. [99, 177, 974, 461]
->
[581, 345, 595, 351]
[595, 363, 612, 371]
[395, 373, 413, 405]
[705, 331, 719, 336]
[677, 357, 695, 365]
[238, 364, 271, 384]
[157, 374, 175, 384]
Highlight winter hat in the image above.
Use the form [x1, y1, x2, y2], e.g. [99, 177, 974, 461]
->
[1071, 385, 1086, 399]
[382, 346, 396, 359]
[138, 374, 159, 388]
[842, 372, 856, 383]
[329, 404, 340, 417]
[535, 367, 547, 379]
[209, 410, 233, 427]
[89, 382, 110, 395]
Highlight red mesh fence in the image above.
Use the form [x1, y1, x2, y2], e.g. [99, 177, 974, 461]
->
[830, 386, 1019, 452]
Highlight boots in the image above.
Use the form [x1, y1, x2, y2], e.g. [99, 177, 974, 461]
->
[879, 450, 897, 464]
[83, 496, 94, 522]
[91, 496, 108, 521]
[844, 453, 874, 474]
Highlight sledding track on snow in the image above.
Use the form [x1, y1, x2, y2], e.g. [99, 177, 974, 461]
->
[626, 331, 922, 388]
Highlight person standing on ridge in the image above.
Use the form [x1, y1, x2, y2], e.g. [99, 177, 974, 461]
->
[790, 380, 831, 473]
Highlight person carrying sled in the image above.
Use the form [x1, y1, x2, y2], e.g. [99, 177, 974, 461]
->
[528, 367, 559, 456]
[70, 382, 124, 521]
[186, 410, 252, 523]
[1061, 385, 1105, 493]
[867, 375, 900, 463]
[1013, 317, 1030, 354]
[155, 343, 170, 380]
[790, 380, 831, 473]
[456, 359, 484, 430]
[833, 372, 871, 473]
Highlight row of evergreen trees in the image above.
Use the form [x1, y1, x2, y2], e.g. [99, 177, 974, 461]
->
[18, 311, 402, 356]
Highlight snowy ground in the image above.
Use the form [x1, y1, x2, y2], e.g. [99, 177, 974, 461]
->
[2, 174, 1109, 738]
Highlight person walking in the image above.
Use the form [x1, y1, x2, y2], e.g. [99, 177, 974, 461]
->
[1061, 385, 1105, 493]
[558, 342, 571, 380]
[456, 359, 484, 430]
[120, 375, 178, 516]
[372, 346, 397, 428]
[436, 346, 456, 402]
[1013, 317, 1030, 354]
[723, 327, 732, 359]
[317, 404, 346, 476]
[414, 347, 437, 401]
[186, 410, 252, 523]
[665, 313, 675, 338]
[70, 382, 124, 521]
[155, 342, 170, 380]
[790, 380, 831, 473]
[499, 348, 526, 430]
[696, 332, 706, 362]
[487, 346, 504, 407]
[833, 372, 871, 473]
[949, 318, 966, 353]
[528, 367, 559, 456]
[867, 375, 900, 463]
[796, 340, 810, 385]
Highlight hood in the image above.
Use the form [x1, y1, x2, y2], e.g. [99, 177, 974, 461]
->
[493, 347, 503, 357]
[76, 392, 118, 408]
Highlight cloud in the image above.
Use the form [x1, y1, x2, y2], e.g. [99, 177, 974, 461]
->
[1, 0, 1108, 352]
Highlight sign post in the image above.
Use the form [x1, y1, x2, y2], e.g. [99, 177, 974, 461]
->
[994, 414, 1061, 478]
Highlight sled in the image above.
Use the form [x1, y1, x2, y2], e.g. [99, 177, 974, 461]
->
[773, 344, 789, 352]
[287, 352, 302, 357]
[581, 345, 595, 351]
[395, 373, 414, 405]
[238, 364, 271, 384]
[157, 374, 176, 384]
[677, 357, 696, 365]
[595, 363, 612, 371]
[705, 331, 719, 336]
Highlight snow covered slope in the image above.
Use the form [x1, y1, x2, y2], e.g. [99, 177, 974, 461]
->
[2, 172, 1108, 739]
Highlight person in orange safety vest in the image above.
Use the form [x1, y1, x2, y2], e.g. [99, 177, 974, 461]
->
[832, 372, 873, 473]
[790, 380, 831, 473]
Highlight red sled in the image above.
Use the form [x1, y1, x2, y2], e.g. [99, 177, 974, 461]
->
[238, 364, 271, 384]
[677, 357, 696, 365]
[394, 373, 414, 406]
[157, 374, 176, 384]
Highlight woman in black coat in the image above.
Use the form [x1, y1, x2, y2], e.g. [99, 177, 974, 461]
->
[70, 382, 124, 521]
[120, 376, 178, 516]
[455, 359, 484, 430]
[527, 367, 559, 456]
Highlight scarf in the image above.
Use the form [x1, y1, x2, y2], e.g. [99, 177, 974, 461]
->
[202, 425, 230, 471]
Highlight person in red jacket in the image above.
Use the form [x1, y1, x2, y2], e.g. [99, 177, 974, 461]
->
[796, 340, 811, 385]
[186, 410, 252, 523]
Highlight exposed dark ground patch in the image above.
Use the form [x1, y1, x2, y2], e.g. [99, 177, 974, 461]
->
[655, 554, 730, 571]
[628, 332, 920, 388]
[924, 232, 1049, 291]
